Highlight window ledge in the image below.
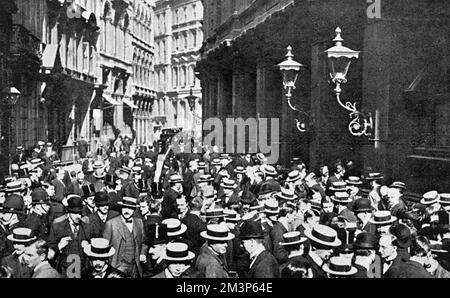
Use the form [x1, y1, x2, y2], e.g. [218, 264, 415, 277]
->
[407, 154, 450, 163]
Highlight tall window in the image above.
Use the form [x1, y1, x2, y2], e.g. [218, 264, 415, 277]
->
[184, 7, 187, 23]
[193, 30, 197, 47]
[193, 4, 196, 20]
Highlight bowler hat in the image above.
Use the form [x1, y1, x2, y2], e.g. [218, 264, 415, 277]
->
[118, 197, 138, 209]
[389, 224, 411, 249]
[0, 194, 24, 214]
[94, 191, 109, 207]
[84, 238, 116, 258]
[353, 197, 372, 213]
[201, 224, 235, 241]
[65, 195, 84, 214]
[31, 188, 50, 205]
[7, 227, 36, 243]
[239, 220, 265, 240]
[82, 184, 96, 199]
[353, 232, 379, 250]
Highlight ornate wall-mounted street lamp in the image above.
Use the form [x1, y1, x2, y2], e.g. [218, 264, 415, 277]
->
[277, 46, 313, 132]
[325, 27, 373, 137]
[1, 85, 21, 174]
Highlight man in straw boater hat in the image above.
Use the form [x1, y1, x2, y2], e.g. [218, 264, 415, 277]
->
[88, 191, 119, 238]
[369, 210, 397, 237]
[24, 188, 52, 242]
[437, 193, 450, 226]
[322, 256, 357, 278]
[161, 174, 183, 220]
[103, 197, 147, 278]
[278, 231, 308, 273]
[152, 242, 201, 278]
[1, 227, 36, 278]
[258, 164, 281, 197]
[346, 176, 363, 202]
[0, 192, 26, 259]
[418, 190, 441, 231]
[351, 232, 379, 278]
[331, 190, 357, 224]
[304, 224, 342, 278]
[48, 194, 93, 277]
[219, 178, 240, 209]
[269, 203, 297, 265]
[83, 238, 124, 278]
[386, 184, 420, 222]
[92, 160, 106, 192]
[239, 219, 279, 278]
[196, 223, 235, 278]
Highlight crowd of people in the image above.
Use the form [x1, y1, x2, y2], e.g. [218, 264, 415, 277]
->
[0, 139, 449, 279]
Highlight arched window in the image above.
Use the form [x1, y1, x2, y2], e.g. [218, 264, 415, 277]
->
[175, 9, 179, 24]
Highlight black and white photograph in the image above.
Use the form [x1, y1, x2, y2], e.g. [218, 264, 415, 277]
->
[0, 0, 449, 283]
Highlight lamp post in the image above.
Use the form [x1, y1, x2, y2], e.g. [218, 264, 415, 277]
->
[325, 27, 373, 137]
[185, 88, 197, 136]
[277, 46, 313, 132]
[1, 86, 21, 174]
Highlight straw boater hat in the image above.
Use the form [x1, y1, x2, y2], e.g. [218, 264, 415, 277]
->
[365, 172, 384, 181]
[346, 176, 362, 186]
[305, 224, 342, 247]
[274, 186, 296, 201]
[264, 200, 280, 215]
[132, 166, 143, 175]
[224, 209, 241, 222]
[329, 182, 349, 192]
[118, 197, 139, 209]
[204, 208, 226, 219]
[389, 181, 407, 192]
[162, 218, 187, 237]
[168, 174, 183, 184]
[332, 192, 352, 204]
[261, 164, 277, 177]
[211, 158, 221, 166]
[197, 162, 207, 169]
[93, 161, 105, 170]
[368, 210, 397, 225]
[5, 181, 26, 193]
[201, 224, 235, 241]
[201, 188, 217, 200]
[83, 238, 116, 258]
[323, 256, 357, 276]
[234, 166, 245, 174]
[279, 231, 307, 246]
[220, 178, 237, 189]
[439, 193, 450, 205]
[7, 227, 36, 243]
[198, 174, 213, 183]
[119, 166, 132, 175]
[163, 242, 195, 262]
[421, 190, 439, 205]
[286, 170, 302, 183]
[256, 153, 267, 163]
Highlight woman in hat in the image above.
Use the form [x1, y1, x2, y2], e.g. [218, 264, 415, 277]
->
[196, 224, 235, 278]
[152, 242, 202, 278]
[83, 238, 124, 278]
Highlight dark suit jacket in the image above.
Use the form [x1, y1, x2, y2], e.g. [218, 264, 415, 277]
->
[48, 214, 93, 276]
[352, 263, 369, 278]
[306, 252, 328, 278]
[383, 253, 405, 278]
[385, 259, 432, 278]
[269, 221, 289, 265]
[152, 266, 203, 278]
[25, 212, 51, 242]
[247, 250, 280, 278]
[161, 188, 180, 220]
[83, 264, 125, 278]
[32, 261, 62, 278]
[195, 243, 230, 278]
[51, 178, 67, 203]
[88, 211, 120, 238]
[438, 210, 450, 225]
[180, 211, 206, 255]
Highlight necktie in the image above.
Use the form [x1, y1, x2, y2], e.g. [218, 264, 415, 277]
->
[73, 224, 79, 237]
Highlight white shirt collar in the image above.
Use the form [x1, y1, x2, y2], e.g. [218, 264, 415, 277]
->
[308, 250, 323, 267]
[250, 246, 266, 268]
[164, 268, 174, 278]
